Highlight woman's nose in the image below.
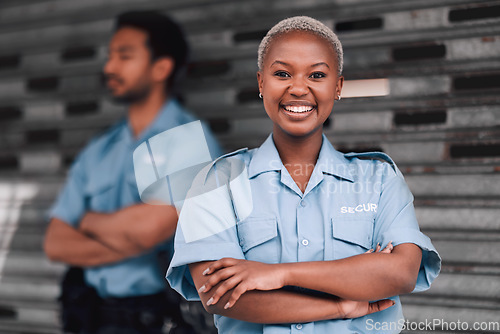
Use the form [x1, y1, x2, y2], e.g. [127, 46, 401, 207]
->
[288, 78, 309, 97]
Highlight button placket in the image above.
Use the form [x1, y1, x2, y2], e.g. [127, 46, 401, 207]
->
[297, 197, 313, 261]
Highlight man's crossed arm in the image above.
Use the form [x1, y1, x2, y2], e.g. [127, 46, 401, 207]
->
[44, 204, 178, 267]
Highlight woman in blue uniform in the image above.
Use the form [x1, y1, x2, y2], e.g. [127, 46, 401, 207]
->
[167, 16, 440, 333]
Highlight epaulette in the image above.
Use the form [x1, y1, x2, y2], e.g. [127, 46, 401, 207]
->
[344, 151, 403, 177]
[203, 148, 249, 183]
[211, 148, 249, 165]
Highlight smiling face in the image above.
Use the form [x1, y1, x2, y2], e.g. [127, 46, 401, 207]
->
[257, 30, 343, 140]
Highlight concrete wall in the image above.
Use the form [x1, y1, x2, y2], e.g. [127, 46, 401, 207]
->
[0, 0, 499, 333]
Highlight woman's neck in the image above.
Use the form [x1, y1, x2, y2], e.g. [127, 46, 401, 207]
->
[273, 128, 323, 193]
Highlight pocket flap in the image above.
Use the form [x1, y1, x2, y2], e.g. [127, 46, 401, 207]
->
[331, 218, 373, 249]
[84, 176, 114, 195]
[237, 217, 278, 252]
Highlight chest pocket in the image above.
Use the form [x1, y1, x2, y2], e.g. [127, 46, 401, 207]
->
[85, 179, 116, 213]
[236, 217, 280, 264]
[329, 217, 374, 260]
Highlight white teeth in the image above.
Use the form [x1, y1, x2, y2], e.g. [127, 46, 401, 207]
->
[284, 105, 314, 113]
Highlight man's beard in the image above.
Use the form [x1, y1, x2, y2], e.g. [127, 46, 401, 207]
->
[105, 77, 152, 104]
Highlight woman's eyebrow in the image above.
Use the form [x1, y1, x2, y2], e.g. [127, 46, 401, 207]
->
[311, 62, 330, 69]
[270, 60, 330, 69]
[271, 60, 289, 67]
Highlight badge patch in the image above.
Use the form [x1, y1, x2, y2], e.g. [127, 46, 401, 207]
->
[341, 203, 377, 214]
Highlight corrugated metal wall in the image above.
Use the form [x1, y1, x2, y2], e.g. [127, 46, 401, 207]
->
[0, 0, 499, 333]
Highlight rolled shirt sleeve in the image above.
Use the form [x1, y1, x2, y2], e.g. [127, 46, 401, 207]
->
[374, 164, 441, 292]
[167, 162, 246, 300]
[48, 155, 87, 227]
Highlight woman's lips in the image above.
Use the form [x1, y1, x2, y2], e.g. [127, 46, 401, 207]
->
[282, 105, 314, 113]
[280, 105, 316, 120]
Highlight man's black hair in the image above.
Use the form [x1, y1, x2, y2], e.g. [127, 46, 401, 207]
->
[115, 10, 189, 92]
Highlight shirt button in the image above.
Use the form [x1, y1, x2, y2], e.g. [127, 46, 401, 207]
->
[301, 239, 309, 246]
[296, 324, 303, 330]
[300, 200, 306, 207]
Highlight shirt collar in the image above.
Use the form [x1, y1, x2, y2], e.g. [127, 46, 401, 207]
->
[248, 134, 283, 178]
[248, 133, 354, 182]
[316, 134, 354, 182]
[136, 98, 184, 143]
[113, 98, 184, 145]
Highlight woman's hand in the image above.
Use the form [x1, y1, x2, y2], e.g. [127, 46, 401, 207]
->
[336, 298, 395, 319]
[199, 241, 394, 309]
[198, 258, 286, 309]
[335, 241, 395, 319]
[366, 241, 393, 254]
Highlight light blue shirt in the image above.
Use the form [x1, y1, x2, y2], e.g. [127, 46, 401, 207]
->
[167, 134, 441, 334]
[50, 99, 223, 298]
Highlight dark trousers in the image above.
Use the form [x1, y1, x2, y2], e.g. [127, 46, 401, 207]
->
[60, 267, 198, 334]
[66, 291, 197, 334]
[92, 292, 166, 334]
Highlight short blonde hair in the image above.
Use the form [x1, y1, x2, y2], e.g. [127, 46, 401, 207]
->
[258, 16, 343, 76]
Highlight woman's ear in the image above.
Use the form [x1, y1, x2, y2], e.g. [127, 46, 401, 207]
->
[336, 76, 344, 99]
[152, 57, 175, 83]
[257, 71, 264, 96]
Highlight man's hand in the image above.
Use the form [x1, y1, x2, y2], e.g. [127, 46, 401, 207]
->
[45, 204, 179, 267]
[44, 218, 125, 267]
[80, 204, 178, 254]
